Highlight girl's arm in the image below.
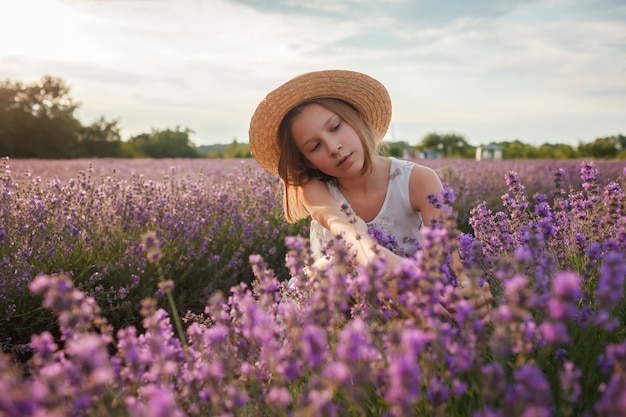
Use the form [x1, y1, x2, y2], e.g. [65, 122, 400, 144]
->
[409, 164, 493, 321]
[301, 179, 403, 271]
[408, 164, 445, 226]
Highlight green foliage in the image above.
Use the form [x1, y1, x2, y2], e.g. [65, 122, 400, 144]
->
[77, 116, 123, 157]
[551, 143, 580, 159]
[223, 138, 252, 158]
[0, 75, 82, 158]
[577, 134, 626, 159]
[0, 76, 204, 159]
[127, 127, 201, 158]
[199, 139, 252, 159]
[491, 140, 580, 160]
[494, 140, 535, 159]
[382, 141, 408, 158]
[419, 132, 473, 158]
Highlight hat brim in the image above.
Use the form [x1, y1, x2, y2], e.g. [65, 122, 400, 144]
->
[248, 70, 392, 175]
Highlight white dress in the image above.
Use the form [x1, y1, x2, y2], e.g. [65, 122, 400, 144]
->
[309, 157, 424, 259]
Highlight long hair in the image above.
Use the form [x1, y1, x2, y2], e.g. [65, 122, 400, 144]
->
[276, 98, 383, 223]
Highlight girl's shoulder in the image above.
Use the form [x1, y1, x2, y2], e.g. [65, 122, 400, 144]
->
[386, 157, 436, 174]
[389, 156, 415, 169]
[383, 157, 442, 191]
[407, 162, 443, 204]
[301, 178, 342, 206]
[301, 178, 329, 196]
[387, 157, 434, 177]
[409, 162, 440, 183]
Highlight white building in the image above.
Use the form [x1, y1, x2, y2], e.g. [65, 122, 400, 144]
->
[476, 144, 503, 161]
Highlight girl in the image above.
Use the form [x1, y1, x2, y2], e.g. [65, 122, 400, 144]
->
[248, 70, 491, 316]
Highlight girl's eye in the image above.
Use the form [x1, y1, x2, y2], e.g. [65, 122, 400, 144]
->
[311, 143, 320, 152]
[331, 122, 341, 132]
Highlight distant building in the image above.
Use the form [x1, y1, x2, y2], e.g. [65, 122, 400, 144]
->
[419, 149, 442, 159]
[476, 144, 503, 161]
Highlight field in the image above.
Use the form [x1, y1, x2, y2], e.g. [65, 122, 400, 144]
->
[1, 157, 625, 416]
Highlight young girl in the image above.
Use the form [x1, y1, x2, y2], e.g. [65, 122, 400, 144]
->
[248, 70, 491, 317]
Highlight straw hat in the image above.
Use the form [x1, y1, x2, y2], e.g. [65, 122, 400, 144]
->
[248, 69, 392, 175]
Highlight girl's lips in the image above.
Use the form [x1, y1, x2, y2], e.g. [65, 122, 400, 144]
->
[337, 153, 351, 167]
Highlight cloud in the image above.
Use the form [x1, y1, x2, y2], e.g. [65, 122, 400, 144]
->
[1, 0, 624, 145]
[231, 0, 532, 24]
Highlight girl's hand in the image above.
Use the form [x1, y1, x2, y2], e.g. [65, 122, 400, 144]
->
[308, 256, 332, 279]
[457, 277, 493, 324]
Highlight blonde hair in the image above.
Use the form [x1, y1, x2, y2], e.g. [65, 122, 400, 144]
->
[276, 98, 383, 223]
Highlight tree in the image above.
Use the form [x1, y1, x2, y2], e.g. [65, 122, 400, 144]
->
[125, 133, 150, 157]
[552, 143, 579, 159]
[537, 143, 557, 159]
[616, 134, 626, 152]
[0, 76, 81, 158]
[420, 132, 471, 158]
[77, 116, 122, 157]
[224, 138, 251, 158]
[127, 127, 201, 158]
[497, 140, 538, 159]
[384, 141, 408, 158]
[578, 135, 624, 159]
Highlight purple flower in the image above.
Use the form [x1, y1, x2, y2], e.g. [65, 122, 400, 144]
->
[506, 364, 551, 411]
[559, 361, 582, 404]
[64, 334, 114, 396]
[426, 377, 451, 407]
[322, 361, 351, 384]
[300, 324, 328, 369]
[594, 341, 626, 415]
[596, 251, 625, 308]
[540, 321, 570, 344]
[118, 287, 128, 300]
[265, 386, 292, 408]
[126, 384, 186, 417]
[552, 272, 582, 300]
[335, 319, 377, 363]
[545, 272, 582, 323]
[28, 274, 55, 296]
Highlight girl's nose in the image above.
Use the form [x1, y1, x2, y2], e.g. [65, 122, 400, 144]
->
[330, 143, 343, 155]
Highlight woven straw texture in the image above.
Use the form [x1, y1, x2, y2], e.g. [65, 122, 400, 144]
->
[248, 70, 392, 175]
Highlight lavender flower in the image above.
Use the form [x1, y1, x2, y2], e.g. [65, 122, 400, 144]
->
[1, 158, 625, 416]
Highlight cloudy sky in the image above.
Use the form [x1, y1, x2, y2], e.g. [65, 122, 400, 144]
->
[1, 0, 625, 147]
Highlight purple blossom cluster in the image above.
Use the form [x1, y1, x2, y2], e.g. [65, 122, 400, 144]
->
[1, 157, 305, 354]
[2, 225, 490, 416]
[464, 160, 626, 413]
[417, 158, 625, 233]
[0, 158, 624, 416]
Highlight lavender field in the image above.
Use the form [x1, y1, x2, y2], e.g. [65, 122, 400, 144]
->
[1, 157, 625, 416]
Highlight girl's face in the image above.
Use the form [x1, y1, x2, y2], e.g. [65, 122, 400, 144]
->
[291, 103, 364, 178]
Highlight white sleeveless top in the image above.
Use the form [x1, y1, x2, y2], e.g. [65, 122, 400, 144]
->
[309, 157, 424, 259]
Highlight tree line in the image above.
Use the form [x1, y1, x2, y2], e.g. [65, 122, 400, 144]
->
[388, 133, 626, 160]
[1, 75, 623, 160]
[0, 76, 201, 159]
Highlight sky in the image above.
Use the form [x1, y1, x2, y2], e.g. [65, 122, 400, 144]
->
[1, 0, 625, 147]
